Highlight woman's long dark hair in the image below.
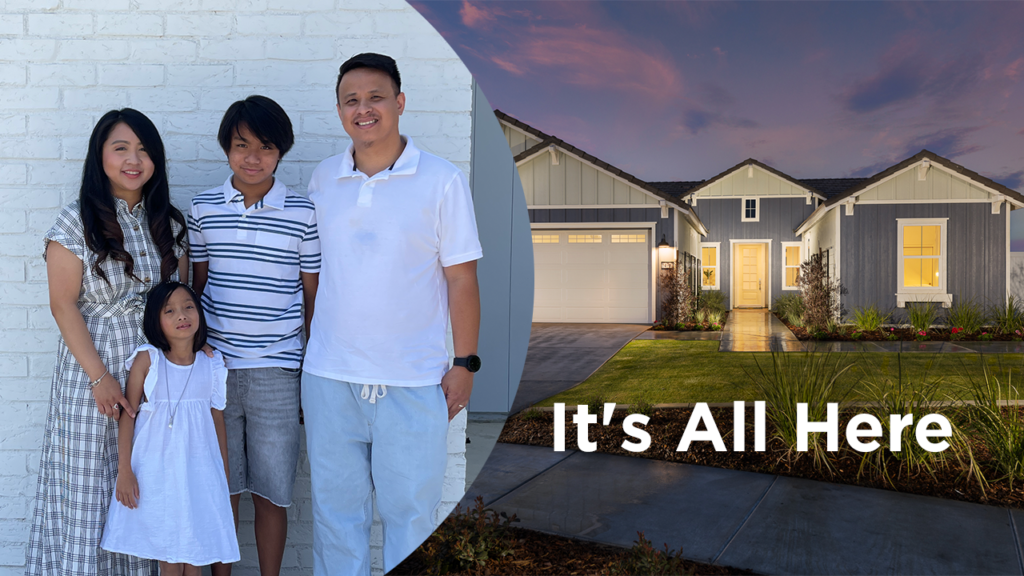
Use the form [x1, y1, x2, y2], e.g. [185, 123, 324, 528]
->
[80, 109, 186, 284]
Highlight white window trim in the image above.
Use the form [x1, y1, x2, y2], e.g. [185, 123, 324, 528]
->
[781, 242, 802, 291]
[700, 241, 721, 290]
[741, 197, 759, 222]
[896, 218, 952, 308]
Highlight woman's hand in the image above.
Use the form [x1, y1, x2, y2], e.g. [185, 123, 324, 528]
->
[115, 467, 139, 509]
[91, 374, 134, 419]
[201, 343, 215, 358]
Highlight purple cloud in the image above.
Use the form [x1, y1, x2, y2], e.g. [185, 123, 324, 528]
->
[994, 170, 1024, 191]
[681, 107, 757, 135]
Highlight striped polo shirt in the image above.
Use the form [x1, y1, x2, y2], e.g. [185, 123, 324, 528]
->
[188, 176, 321, 369]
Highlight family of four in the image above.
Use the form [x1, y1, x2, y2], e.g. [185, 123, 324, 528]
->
[25, 53, 482, 576]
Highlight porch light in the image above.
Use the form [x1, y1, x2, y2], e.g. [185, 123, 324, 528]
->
[657, 234, 675, 266]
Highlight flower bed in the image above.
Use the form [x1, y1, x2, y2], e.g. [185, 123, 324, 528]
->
[775, 314, 1024, 342]
[652, 311, 730, 332]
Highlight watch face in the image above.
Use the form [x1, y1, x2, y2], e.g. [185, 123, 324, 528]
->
[467, 355, 482, 372]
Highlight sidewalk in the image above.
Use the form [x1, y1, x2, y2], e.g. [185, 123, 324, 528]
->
[464, 443, 1024, 575]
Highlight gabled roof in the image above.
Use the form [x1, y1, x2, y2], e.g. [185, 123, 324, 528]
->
[495, 109, 708, 236]
[821, 149, 1024, 207]
[648, 181, 703, 201]
[795, 149, 1024, 235]
[679, 158, 827, 200]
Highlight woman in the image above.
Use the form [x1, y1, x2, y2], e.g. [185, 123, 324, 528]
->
[25, 109, 188, 576]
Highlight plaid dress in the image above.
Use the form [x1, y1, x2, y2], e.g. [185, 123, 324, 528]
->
[26, 199, 183, 576]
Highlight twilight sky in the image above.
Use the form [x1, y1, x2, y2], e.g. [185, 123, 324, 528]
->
[409, 0, 1024, 250]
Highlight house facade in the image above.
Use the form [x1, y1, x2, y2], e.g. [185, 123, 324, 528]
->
[499, 111, 1024, 323]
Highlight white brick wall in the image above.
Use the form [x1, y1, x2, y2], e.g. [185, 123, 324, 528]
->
[0, 2, 472, 574]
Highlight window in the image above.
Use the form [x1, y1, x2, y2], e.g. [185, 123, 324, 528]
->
[701, 242, 720, 289]
[532, 234, 559, 244]
[782, 243, 801, 290]
[896, 218, 951, 307]
[611, 234, 646, 243]
[742, 197, 759, 222]
[568, 234, 602, 244]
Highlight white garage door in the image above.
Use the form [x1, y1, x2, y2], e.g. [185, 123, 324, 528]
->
[532, 229, 651, 323]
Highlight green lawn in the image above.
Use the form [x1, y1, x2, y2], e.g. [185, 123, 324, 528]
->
[539, 340, 1024, 406]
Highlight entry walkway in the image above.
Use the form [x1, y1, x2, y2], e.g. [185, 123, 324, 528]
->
[465, 443, 1024, 575]
[719, 308, 802, 352]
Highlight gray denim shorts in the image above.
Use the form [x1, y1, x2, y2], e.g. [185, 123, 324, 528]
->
[224, 366, 301, 507]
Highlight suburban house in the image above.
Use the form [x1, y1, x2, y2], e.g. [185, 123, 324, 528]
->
[497, 110, 708, 324]
[497, 110, 1024, 323]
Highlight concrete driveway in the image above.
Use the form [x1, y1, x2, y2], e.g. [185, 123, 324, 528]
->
[511, 323, 649, 413]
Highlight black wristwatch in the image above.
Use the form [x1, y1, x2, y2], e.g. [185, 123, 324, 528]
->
[453, 354, 482, 373]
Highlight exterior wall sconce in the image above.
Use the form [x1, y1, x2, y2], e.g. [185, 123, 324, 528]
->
[658, 234, 675, 269]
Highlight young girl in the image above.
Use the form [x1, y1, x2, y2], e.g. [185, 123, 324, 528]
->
[100, 282, 240, 574]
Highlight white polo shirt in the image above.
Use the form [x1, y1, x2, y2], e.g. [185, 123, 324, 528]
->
[188, 177, 321, 370]
[304, 137, 482, 386]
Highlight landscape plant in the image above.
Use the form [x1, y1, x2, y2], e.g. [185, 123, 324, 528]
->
[990, 295, 1024, 335]
[797, 251, 845, 332]
[606, 532, 689, 576]
[658, 254, 685, 327]
[773, 294, 805, 327]
[851, 304, 891, 333]
[959, 362, 1024, 488]
[747, 350, 857, 472]
[419, 497, 519, 574]
[856, 354, 978, 489]
[701, 290, 726, 313]
[628, 391, 656, 418]
[946, 297, 986, 336]
[906, 302, 940, 333]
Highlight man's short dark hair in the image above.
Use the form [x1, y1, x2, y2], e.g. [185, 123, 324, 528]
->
[217, 95, 294, 157]
[335, 53, 402, 102]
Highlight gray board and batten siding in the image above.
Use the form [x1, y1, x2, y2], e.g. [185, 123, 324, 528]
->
[694, 197, 815, 309]
[840, 203, 1007, 324]
[467, 82, 533, 414]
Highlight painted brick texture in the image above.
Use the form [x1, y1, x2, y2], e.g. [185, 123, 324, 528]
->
[0, 2, 472, 574]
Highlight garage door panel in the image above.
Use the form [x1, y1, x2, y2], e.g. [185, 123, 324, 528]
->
[532, 229, 650, 323]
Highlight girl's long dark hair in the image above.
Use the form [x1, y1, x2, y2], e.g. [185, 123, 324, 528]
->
[80, 109, 186, 284]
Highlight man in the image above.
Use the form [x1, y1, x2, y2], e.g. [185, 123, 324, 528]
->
[302, 53, 482, 575]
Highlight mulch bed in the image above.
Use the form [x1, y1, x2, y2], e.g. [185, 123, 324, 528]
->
[499, 407, 1024, 510]
[393, 525, 754, 575]
[776, 314, 1023, 342]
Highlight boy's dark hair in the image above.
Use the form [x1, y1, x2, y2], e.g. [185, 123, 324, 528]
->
[217, 95, 294, 158]
[143, 282, 208, 354]
[335, 53, 401, 102]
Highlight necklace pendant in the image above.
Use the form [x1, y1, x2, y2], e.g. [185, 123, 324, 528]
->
[168, 418, 173, 429]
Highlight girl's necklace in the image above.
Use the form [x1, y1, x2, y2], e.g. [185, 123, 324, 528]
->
[165, 353, 195, 429]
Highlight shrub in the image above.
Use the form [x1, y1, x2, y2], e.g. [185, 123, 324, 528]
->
[659, 254, 685, 327]
[797, 251, 845, 332]
[606, 532, 689, 576]
[418, 496, 519, 574]
[960, 364, 1024, 488]
[586, 394, 608, 416]
[947, 297, 986, 335]
[851, 304, 891, 333]
[629, 391, 656, 417]
[707, 310, 723, 326]
[906, 302, 940, 333]
[773, 294, 805, 327]
[857, 354, 977, 489]
[701, 290, 726, 313]
[990, 295, 1024, 335]
[747, 350, 857, 472]
[680, 267, 699, 323]
[519, 407, 545, 421]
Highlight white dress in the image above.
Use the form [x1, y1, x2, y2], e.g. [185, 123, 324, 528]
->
[100, 346, 240, 565]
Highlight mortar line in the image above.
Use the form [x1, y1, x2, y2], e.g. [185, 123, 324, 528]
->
[711, 474, 779, 565]
[1009, 509, 1024, 576]
[483, 449, 579, 507]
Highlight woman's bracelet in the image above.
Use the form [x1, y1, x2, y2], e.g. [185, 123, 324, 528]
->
[89, 369, 108, 388]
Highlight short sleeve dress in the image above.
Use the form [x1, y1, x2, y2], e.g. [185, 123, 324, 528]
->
[101, 347, 239, 565]
[25, 199, 184, 576]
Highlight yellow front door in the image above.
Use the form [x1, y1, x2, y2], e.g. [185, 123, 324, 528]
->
[734, 243, 765, 308]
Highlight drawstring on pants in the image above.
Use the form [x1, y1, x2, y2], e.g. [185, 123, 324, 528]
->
[360, 384, 388, 404]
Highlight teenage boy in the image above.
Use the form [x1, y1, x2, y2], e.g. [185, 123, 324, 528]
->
[302, 53, 482, 575]
[188, 95, 320, 576]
